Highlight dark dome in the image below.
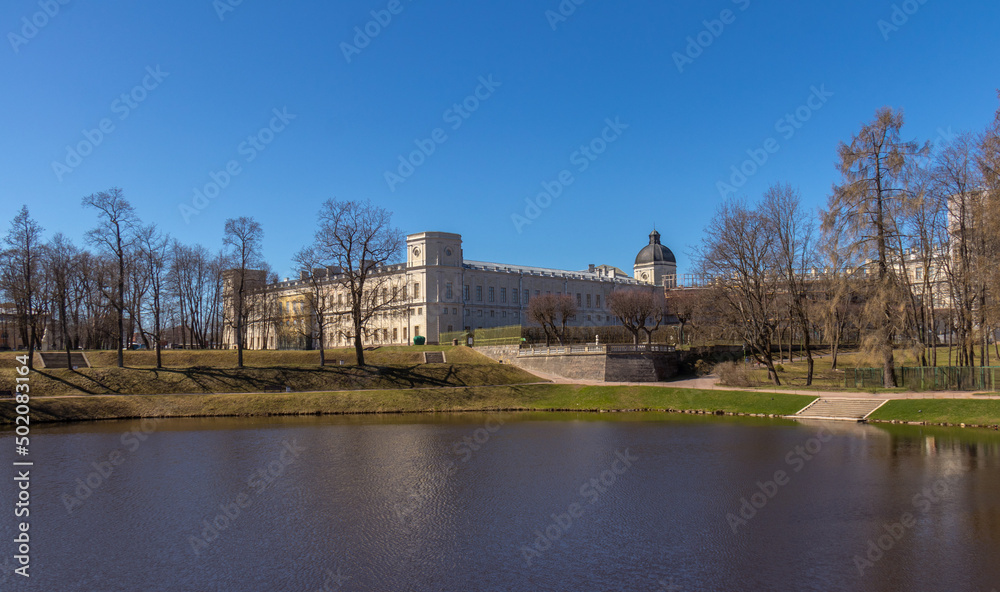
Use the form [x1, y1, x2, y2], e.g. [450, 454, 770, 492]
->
[634, 230, 676, 265]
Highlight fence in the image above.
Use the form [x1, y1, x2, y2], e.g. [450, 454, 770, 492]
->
[845, 367, 1000, 391]
[440, 325, 523, 346]
[518, 344, 676, 357]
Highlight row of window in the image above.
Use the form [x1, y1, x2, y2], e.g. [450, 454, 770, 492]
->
[458, 286, 604, 308]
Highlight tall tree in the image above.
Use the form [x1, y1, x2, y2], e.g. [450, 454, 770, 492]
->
[292, 246, 343, 365]
[2, 206, 45, 368]
[82, 188, 139, 368]
[137, 224, 171, 368]
[45, 233, 80, 369]
[311, 199, 403, 367]
[697, 198, 782, 385]
[762, 184, 817, 384]
[222, 217, 264, 369]
[822, 108, 929, 387]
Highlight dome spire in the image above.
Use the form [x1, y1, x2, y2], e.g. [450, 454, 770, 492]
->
[649, 228, 661, 245]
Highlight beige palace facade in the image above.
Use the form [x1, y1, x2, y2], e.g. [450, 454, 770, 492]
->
[229, 230, 677, 349]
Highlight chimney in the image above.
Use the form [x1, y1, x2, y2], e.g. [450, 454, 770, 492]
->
[299, 270, 309, 281]
[588, 264, 596, 273]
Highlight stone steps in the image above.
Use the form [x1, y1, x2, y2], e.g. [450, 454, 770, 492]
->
[793, 398, 886, 421]
[36, 351, 91, 369]
[423, 351, 446, 364]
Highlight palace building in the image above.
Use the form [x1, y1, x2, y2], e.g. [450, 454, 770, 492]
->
[226, 230, 677, 349]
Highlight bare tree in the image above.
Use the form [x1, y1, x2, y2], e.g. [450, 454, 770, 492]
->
[1, 206, 45, 368]
[608, 289, 665, 346]
[292, 246, 343, 365]
[222, 217, 265, 369]
[137, 224, 171, 368]
[762, 184, 818, 384]
[82, 188, 140, 368]
[311, 200, 403, 367]
[822, 108, 928, 387]
[527, 293, 577, 345]
[697, 199, 782, 385]
[45, 233, 80, 369]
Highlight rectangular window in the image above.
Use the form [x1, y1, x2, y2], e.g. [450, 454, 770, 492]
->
[514, 312, 519, 319]
[393, 328, 398, 341]
[446, 283, 453, 299]
[402, 286, 408, 300]
[512, 290, 519, 305]
[414, 326, 420, 337]
[442, 307, 448, 315]
[500, 287, 506, 303]
[524, 290, 529, 304]
[452, 308, 456, 315]
[476, 286, 483, 302]
[576, 293, 582, 306]
[403, 328, 408, 340]
[586, 294, 592, 308]
[477, 310, 482, 317]
[490, 310, 495, 318]
[414, 283, 421, 299]
[502, 311, 507, 318]
[596, 295, 601, 308]
[417, 307, 422, 315]
[488, 287, 495, 303]
[464, 285, 469, 301]
[447, 325, 453, 332]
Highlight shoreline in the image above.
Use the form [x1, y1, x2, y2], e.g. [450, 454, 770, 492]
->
[3, 384, 998, 431]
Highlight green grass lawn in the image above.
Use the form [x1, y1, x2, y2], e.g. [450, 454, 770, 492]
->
[869, 399, 1000, 425]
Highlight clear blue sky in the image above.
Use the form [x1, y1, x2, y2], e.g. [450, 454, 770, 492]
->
[3, 0, 998, 278]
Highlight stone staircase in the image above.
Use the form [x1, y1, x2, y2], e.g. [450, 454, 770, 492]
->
[423, 351, 446, 364]
[792, 398, 887, 421]
[36, 351, 91, 369]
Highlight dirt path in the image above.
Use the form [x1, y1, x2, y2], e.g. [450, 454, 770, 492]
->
[522, 368, 1000, 400]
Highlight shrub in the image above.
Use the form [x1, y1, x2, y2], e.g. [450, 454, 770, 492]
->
[774, 364, 785, 373]
[714, 361, 759, 388]
[693, 359, 713, 376]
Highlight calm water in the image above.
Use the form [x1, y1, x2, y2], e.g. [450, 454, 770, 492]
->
[3, 412, 1000, 592]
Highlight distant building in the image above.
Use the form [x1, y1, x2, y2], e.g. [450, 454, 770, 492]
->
[225, 230, 676, 348]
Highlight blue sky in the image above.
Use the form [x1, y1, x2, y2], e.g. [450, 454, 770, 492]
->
[3, 0, 998, 278]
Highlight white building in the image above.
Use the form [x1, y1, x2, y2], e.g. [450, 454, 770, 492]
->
[229, 230, 676, 348]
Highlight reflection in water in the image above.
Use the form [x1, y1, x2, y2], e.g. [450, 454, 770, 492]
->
[3, 413, 999, 591]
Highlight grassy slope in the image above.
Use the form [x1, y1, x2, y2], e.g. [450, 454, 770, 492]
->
[0, 385, 816, 424]
[0, 347, 541, 397]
